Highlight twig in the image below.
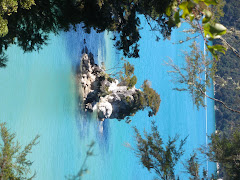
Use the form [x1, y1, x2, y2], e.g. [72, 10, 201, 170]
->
[172, 34, 201, 44]
[166, 59, 240, 114]
[198, 88, 240, 114]
[219, 36, 240, 59]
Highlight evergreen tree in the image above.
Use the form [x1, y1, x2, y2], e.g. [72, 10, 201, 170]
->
[142, 80, 161, 117]
[0, 0, 174, 67]
[133, 121, 187, 180]
[133, 120, 240, 179]
[0, 123, 39, 180]
[0, 0, 230, 68]
[203, 126, 240, 179]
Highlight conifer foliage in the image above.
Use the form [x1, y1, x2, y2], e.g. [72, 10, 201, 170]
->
[0, 123, 39, 180]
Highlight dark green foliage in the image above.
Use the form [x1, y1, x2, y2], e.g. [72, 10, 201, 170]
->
[0, 53, 7, 68]
[184, 153, 200, 180]
[0, 123, 39, 180]
[133, 121, 187, 180]
[0, 0, 78, 67]
[142, 80, 161, 116]
[120, 62, 138, 89]
[124, 62, 134, 77]
[214, 44, 240, 130]
[215, 73, 240, 131]
[128, 75, 137, 89]
[133, 121, 237, 179]
[0, 0, 175, 67]
[121, 79, 161, 118]
[0, 0, 80, 66]
[183, 153, 215, 180]
[210, 0, 226, 23]
[203, 127, 240, 180]
[133, 121, 235, 179]
[85, 0, 174, 57]
[117, 62, 160, 118]
[0, 0, 35, 37]
[220, 0, 240, 30]
[133, 90, 146, 111]
[214, 0, 240, 131]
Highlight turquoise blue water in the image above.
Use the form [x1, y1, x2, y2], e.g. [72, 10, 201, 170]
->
[0, 21, 216, 179]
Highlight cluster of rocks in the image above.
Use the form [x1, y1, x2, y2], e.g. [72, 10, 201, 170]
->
[78, 53, 140, 121]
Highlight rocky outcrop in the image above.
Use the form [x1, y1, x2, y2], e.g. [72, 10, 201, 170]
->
[78, 53, 142, 121]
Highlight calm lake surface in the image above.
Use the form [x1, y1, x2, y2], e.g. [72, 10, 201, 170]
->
[0, 20, 216, 179]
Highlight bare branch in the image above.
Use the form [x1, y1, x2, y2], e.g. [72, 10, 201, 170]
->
[198, 88, 240, 114]
[219, 36, 240, 59]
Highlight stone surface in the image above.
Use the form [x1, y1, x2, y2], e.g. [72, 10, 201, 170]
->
[78, 53, 140, 121]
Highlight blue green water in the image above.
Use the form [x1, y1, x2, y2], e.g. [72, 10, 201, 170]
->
[0, 21, 215, 179]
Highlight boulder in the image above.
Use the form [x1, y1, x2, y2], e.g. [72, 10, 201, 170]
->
[78, 53, 140, 121]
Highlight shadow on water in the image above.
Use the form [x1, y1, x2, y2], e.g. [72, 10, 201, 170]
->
[63, 25, 110, 151]
[62, 24, 105, 66]
[96, 119, 110, 152]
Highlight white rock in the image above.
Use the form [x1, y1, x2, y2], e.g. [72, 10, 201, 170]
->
[98, 98, 113, 119]
[79, 53, 141, 121]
